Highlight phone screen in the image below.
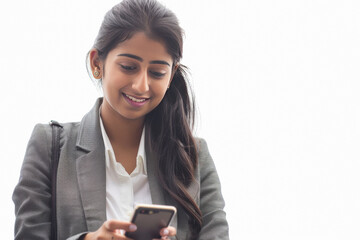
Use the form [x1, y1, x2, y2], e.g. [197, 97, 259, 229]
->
[125, 205, 175, 240]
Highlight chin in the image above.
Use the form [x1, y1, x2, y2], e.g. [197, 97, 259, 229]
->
[117, 110, 148, 121]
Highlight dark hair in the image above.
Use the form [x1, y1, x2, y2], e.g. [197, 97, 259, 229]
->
[90, 0, 201, 238]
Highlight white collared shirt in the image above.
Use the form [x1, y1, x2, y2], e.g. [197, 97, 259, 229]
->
[99, 117, 152, 221]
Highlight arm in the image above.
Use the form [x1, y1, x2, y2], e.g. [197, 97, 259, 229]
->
[12, 124, 88, 240]
[12, 124, 53, 239]
[197, 138, 229, 240]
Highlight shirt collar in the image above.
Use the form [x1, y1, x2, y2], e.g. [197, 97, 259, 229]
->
[137, 127, 147, 174]
[99, 109, 147, 175]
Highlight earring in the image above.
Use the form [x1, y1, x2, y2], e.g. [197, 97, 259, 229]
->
[94, 68, 100, 78]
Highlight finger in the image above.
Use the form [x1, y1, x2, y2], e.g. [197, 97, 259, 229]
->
[160, 226, 177, 237]
[112, 229, 134, 240]
[104, 219, 137, 232]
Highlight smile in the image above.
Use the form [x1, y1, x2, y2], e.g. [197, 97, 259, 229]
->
[124, 93, 148, 103]
[123, 93, 150, 108]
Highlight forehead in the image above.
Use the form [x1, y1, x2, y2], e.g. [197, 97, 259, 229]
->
[108, 32, 173, 63]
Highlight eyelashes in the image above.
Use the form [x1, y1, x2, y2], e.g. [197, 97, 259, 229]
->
[119, 64, 166, 78]
[149, 71, 166, 77]
[120, 64, 136, 71]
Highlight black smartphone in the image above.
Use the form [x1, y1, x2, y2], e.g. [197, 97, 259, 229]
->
[125, 204, 177, 240]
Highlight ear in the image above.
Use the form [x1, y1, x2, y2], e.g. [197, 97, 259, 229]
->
[169, 64, 179, 86]
[89, 48, 103, 79]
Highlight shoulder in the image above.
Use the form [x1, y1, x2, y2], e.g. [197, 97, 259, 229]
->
[31, 121, 80, 133]
[29, 121, 81, 147]
[193, 137, 220, 180]
[27, 123, 53, 152]
[194, 137, 213, 166]
[195, 137, 210, 157]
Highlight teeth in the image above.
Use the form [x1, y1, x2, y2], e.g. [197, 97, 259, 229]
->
[125, 94, 146, 103]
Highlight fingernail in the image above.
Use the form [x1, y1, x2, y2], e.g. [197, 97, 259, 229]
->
[163, 229, 169, 235]
[129, 224, 137, 231]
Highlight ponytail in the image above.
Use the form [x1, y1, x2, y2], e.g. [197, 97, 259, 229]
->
[145, 64, 202, 239]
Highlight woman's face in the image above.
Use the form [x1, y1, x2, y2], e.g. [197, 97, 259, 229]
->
[99, 32, 174, 121]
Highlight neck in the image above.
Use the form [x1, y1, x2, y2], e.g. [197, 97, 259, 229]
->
[100, 101, 144, 149]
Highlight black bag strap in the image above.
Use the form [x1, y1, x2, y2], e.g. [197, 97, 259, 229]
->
[49, 120, 63, 240]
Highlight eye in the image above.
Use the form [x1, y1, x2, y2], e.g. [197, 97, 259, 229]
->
[150, 70, 166, 78]
[120, 64, 136, 71]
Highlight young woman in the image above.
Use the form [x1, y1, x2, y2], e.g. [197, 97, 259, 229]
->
[12, 0, 229, 239]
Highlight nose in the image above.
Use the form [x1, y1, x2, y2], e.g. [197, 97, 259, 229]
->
[132, 70, 149, 93]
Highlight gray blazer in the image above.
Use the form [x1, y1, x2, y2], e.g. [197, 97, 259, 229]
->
[13, 98, 229, 240]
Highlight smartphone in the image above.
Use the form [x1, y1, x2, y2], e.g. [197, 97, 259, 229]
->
[125, 204, 177, 240]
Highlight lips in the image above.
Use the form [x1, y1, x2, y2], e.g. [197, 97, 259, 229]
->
[123, 93, 149, 107]
[124, 93, 148, 102]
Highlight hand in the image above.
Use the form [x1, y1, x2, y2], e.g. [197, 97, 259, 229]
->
[153, 226, 177, 240]
[84, 220, 137, 240]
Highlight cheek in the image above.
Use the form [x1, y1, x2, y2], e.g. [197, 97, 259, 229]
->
[102, 73, 129, 90]
[151, 81, 168, 98]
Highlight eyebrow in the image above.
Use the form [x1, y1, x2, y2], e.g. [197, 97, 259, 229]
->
[117, 53, 170, 66]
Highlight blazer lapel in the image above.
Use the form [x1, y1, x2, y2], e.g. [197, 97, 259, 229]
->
[75, 98, 107, 231]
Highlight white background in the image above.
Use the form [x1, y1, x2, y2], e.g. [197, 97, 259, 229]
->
[1, 0, 360, 239]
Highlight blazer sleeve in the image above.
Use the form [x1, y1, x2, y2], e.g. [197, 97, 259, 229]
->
[12, 124, 53, 239]
[197, 138, 229, 240]
[12, 124, 87, 240]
